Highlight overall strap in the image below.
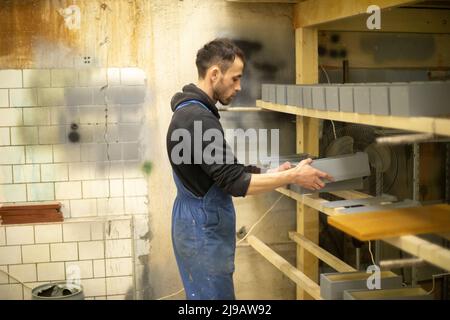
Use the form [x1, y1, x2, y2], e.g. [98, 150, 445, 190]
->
[175, 99, 211, 113]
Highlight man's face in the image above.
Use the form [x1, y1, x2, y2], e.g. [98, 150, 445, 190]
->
[212, 57, 244, 106]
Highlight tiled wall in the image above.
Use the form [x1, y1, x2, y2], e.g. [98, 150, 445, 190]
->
[0, 218, 139, 300]
[0, 68, 150, 300]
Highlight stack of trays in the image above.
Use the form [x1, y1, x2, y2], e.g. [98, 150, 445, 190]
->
[261, 81, 450, 117]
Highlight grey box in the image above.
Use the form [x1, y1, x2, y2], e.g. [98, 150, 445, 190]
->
[325, 86, 339, 111]
[290, 177, 363, 195]
[354, 86, 371, 114]
[370, 85, 390, 115]
[312, 86, 326, 110]
[287, 85, 303, 107]
[320, 271, 402, 300]
[276, 85, 287, 105]
[268, 85, 276, 103]
[288, 152, 370, 194]
[302, 86, 313, 109]
[339, 86, 354, 113]
[343, 287, 432, 300]
[390, 81, 450, 117]
[261, 84, 269, 102]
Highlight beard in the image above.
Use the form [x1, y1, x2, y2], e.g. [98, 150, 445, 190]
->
[213, 82, 234, 106]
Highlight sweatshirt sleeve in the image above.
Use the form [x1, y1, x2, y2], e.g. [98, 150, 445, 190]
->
[192, 110, 253, 197]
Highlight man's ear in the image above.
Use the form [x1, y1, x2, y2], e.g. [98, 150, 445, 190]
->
[210, 66, 220, 82]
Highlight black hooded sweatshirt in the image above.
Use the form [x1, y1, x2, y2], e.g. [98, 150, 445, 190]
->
[166, 84, 261, 198]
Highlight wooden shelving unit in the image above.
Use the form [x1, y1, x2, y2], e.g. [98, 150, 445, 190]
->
[237, 0, 450, 300]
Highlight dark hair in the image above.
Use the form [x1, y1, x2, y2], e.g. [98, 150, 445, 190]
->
[196, 38, 245, 79]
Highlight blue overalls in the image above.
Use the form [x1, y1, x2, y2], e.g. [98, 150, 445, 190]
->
[171, 100, 237, 300]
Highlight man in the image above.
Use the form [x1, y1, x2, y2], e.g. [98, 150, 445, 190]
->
[166, 38, 332, 300]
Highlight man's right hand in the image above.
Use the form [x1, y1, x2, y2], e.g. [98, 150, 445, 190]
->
[291, 158, 334, 191]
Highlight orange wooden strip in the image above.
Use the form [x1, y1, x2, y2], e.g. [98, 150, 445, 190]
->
[327, 204, 450, 241]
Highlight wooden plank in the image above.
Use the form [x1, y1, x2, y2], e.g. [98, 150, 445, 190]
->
[257, 100, 450, 137]
[0, 202, 61, 211]
[317, 8, 450, 33]
[295, 26, 320, 300]
[384, 235, 450, 272]
[277, 187, 450, 271]
[227, 0, 299, 2]
[294, 0, 418, 28]
[247, 235, 322, 300]
[289, 232, 356, 272]
[327, 204, 450, 241]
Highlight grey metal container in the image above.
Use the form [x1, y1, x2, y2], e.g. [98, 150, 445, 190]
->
[343, 287, 432, 300]
[320, 271, 402, 300]
[325, 86, 339, 111]
[32, 282, 85, 300]
[276, 85, 287, 105]
[389, 81, 450, 117]
[339, 85, 354, 113]
[302, 86, 313, 109]
[287, 85, 303, 107]
[312, 86, 326, 110]
[369, 84, 390, 115]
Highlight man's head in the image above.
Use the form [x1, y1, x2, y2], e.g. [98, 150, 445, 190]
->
[196, 38, 245, 106]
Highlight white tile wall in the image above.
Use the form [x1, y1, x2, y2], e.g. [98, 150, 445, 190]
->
[23, 69, 51, 88]
[27, 183, 55, 201]
[8, 264, 37, 283]
[10, 88, 38, 107]
[105, 258, 133, 277]
[78, 241, 104, 260]
[0, 166, 12, 184]
[0, 128, 10, 145]
[11, 127, 39, 145]
[37, 262, 65, 281]
[23, 108, 51, 126]
[107, 220, 131, 239]
[37, 88, 65, 106]
[0, 146, 25, 165]
[0, 266, 8, 284]
[6, 226, 34, 245]
[82, 180, 109, 198]
[0, 227, 5, 246]
[50, 242, 78, 261]
[124, 197, 148, 214]
[0, 284, 23, 300]
[25, 145, 53, 164]
[63, 223, 91, 242]
[35, 224, 63, 244]
[68, 163, 96, 181]
[90, 222, 104, 240]
[55, 181, 82, 200]
[0, 246, 22, 265]
[70, 199, 97, 218]
[109, 179, 124, 197]
[0, 108, 23, 127]
[0, 70, 22, 88]
[82, 278, 106, 297]
[97, 198, 124, 216]
[106, 276, 133, 295]
[51, 69, 78, 87]
[22, 244, 50, 263]
[121, 68, 146, 86]
[124, 178, 148, 196]
[0, 184, 27, 202]
[41, 163, 68, 182]
[93, 259, 106, 278]
[79, 69, 107, 87]
[53, 144, 80, 163]
[105, 239, 132, 258]
[66, 260, 93, 279]
[0, 89, 9, 107]
[13, 164, 41, 183]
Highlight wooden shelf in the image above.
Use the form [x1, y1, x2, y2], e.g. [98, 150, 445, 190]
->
[257, 100, 450, 137]
[276, 187, 450, 272]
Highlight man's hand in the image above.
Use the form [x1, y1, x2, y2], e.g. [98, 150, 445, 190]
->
[267, 162, 292, 174]
[291, 158, 334, 191]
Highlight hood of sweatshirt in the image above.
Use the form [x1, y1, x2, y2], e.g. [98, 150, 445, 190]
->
[170, 83, 220, 119]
